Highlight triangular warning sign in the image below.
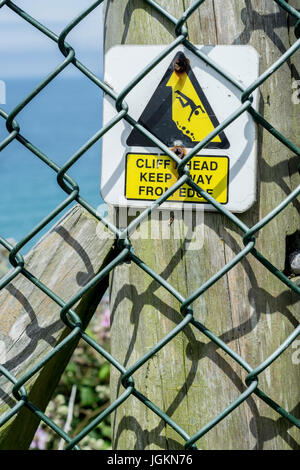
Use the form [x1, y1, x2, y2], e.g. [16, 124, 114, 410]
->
[127, 52, 230, 149]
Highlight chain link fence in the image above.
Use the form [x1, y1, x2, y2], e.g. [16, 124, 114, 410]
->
[0, 0, 299, 450]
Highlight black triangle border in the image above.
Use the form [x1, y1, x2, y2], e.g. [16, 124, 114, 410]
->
[126, 52, 230, 150]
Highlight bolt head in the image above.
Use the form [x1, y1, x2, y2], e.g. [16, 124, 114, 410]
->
[173, 53, 189, 74]
[290, 249, 300, 275]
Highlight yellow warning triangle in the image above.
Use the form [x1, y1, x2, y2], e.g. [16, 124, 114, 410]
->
[166, 71, 221, 144]
[127, 52, 229, 149]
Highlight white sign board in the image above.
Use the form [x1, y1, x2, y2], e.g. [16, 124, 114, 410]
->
[101, 45, 259, 212]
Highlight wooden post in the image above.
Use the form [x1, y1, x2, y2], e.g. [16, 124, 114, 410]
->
[0, 205, 115, 449]
[105, 0, 300, 450]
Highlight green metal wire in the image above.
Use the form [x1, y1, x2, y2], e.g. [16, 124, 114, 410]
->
[0, 0, 299, 451]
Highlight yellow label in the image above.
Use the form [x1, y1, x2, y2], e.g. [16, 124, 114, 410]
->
[166, 71, 221, 144]
[125, 153, 229, 204]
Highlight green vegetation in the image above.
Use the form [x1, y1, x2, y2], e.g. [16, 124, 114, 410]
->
[30, 295, 111, 450]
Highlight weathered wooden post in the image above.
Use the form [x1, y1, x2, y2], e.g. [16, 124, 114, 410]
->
[105, 0, 300, 450]
[0, 205, 115, 449]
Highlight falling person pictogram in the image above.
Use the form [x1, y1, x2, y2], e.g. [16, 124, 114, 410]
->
[127, 51, 229, 149]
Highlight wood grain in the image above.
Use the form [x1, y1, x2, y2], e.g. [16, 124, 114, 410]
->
[0, 204, 115, 449]
[105, 0, 300, 450]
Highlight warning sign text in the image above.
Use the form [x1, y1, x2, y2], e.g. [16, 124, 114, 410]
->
[125, 153, 229, 204]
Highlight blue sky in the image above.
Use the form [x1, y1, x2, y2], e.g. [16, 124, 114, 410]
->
[0, 0, 103, 78]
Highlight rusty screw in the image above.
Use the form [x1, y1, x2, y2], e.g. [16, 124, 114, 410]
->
[171, 141, 186, 160]
[172, 146, 185, 159]
[173, 52, 190, 74]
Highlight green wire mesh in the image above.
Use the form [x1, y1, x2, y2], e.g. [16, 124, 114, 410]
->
[0, 0, 300, 450]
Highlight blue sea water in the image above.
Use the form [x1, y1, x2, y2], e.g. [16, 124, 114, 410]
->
[0, 75, 105, 253]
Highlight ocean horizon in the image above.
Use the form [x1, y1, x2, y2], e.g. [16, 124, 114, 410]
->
[0, 75, 104, 253]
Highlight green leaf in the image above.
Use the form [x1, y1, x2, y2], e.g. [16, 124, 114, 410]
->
[79, 386, 97, 407]
[97, 422, 112, 439]
[98, 363, 110, 382]
[65, 361, 77, 374]
[85, 327, 95, 340]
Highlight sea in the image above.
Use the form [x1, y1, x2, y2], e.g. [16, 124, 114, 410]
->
[0, 75, 105, 253]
